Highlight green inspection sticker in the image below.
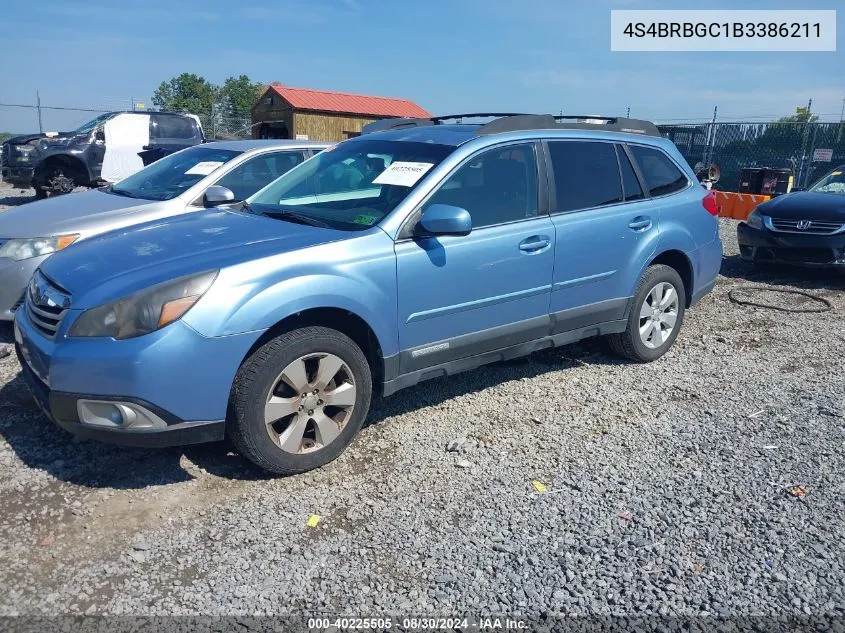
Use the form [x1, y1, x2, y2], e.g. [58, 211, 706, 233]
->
[353, 214, 379, 225]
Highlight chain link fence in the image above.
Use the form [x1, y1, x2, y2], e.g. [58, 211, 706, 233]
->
[659, 121, 845, 193]
[193, 113, 254, 140]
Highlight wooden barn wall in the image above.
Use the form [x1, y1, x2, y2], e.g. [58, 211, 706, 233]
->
[293, 112, 380, 142]
[250, 91, 295, 138]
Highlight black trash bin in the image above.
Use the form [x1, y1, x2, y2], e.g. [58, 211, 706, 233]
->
[739, 167, 764, 194]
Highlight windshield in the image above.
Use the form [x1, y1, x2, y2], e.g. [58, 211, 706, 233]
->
[809, 166, 845, 195]
[109, 146, 241, 201]
[248, 139, 455, 230]
[74, 113, 116, 134]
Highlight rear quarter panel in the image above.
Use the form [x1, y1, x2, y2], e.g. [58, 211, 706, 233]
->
[641, 138, 721, 299]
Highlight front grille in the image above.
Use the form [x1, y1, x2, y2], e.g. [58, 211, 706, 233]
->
[0, 143, 8, 167]
[25, 271, 71, 339]
[768, 217, 845, 235]
[756, 247, 836, 264]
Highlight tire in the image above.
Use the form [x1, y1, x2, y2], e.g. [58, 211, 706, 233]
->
[227, 326, 372, 475]
[607, 264, 686, 363]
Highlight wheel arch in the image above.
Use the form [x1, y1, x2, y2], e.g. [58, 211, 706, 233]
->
[239, 307, 387, 395]
[648, 249, 694, 307]
[33, 153, 92, 186]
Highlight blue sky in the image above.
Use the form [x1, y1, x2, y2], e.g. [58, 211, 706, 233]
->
[1, 0, 842, 133]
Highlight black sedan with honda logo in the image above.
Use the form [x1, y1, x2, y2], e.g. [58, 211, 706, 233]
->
[737, 164, 845, 269]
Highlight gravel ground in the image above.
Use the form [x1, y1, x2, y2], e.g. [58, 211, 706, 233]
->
[0, 207, 843, 618]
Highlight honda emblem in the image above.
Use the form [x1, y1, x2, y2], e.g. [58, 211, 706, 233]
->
[796, 220, 811, 230]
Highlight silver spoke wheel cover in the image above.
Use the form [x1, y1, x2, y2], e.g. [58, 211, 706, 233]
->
[264, 352, 356, 454]
[638, 281, 679, 350]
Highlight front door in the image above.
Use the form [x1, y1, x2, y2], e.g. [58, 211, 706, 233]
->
[394, 142, 555, 374]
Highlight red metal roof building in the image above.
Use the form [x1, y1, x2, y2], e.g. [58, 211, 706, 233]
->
[251, 83, 431, 142]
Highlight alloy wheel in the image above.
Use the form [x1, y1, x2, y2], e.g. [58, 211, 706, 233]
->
[264, 352, 357, 454]
[638, 282, 679, 349]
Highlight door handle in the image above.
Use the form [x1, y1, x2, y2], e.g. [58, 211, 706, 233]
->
[628, 216, 652, 232]
[518, 236, 552, 253]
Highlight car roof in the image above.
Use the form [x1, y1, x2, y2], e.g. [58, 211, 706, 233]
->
[198, 139, 331, 151]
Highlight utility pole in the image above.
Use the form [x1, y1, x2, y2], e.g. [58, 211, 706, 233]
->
[798, 97, 813, 187]
[704, 105, 717, 166]
[131, 96, 135, 112]
[36, 90, 43, 133]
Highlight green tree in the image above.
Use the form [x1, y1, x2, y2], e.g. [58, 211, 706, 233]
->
[0, 132, 12, 144]
[152, 73, 218, 114]
[218, 75, 262, 119]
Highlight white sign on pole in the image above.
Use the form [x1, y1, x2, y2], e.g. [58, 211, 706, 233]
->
[813, 148, 833, 162]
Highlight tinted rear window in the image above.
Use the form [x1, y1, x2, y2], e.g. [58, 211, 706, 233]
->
[629, 145, 688, 197]
[547, 141, 622, 213]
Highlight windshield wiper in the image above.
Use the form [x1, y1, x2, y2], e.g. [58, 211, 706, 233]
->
[259, 208, 331, 229]
[107, 186, 137, 199]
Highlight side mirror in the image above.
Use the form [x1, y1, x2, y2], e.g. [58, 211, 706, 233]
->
[203, 185, 235, 207]
[94, 129, 105, 142]
[418, 204, 472, 236]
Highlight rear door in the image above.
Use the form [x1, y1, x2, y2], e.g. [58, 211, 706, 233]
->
[394, 142, 555, 373]
[546, 140, 658, 329]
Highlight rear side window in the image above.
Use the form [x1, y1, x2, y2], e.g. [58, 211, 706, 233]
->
[617, 146, 644, 201]
[152, 115, 198, 141]
[629, 145, 688, 197]
[547, 141, 622, 213]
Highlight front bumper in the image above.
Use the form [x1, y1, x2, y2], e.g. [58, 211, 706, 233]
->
[1, 165, 35, 188]
[14, 305, 265, 448]
[736, 222, 845, 268]
[0, 255, 49, 321]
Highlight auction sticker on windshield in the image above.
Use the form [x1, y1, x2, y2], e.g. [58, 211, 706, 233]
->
[372, 162, 434, 187]
[185, 161, 225, 176]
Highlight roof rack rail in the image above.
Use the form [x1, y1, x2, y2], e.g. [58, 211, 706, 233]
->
[477, 114, 661, 137]
[360, 113, 662, 138]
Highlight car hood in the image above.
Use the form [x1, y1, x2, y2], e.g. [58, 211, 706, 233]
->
[759, 191, 845, 221]
[40, 209, 347, 309]
[4, 131, 77, 146]
[0, 189, 168, 239]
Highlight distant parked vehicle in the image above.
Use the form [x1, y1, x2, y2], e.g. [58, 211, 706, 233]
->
[0, 139, 328, 320]
[737, 163, 845, 268]
[14, 114, 721, 474]
[1, 111, 204, 199]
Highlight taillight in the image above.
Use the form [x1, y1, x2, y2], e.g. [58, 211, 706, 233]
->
[702, 191, 719, 216]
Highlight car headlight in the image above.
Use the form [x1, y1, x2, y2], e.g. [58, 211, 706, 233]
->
[0, 235, 79, 261]
[13, 145, 36, 161]
[67, 270, 218, 340]
[746, 209, 764, 230]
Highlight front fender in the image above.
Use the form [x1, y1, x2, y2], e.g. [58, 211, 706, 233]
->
[183, 234, 399, 357]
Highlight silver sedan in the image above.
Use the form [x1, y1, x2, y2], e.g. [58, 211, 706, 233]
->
[0, 139, 329, 320]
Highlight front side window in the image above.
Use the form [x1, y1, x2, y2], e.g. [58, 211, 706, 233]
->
[422, 143, 539, 229]
[629, 145, 688, 197]
[809, 166, 845, 195]
[248, 140, 454, 231]
[213, 151, 309, 202]
[108, 146, 241, 201]
[73, 113, 116, 134]
[548, 141, 623, 213]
